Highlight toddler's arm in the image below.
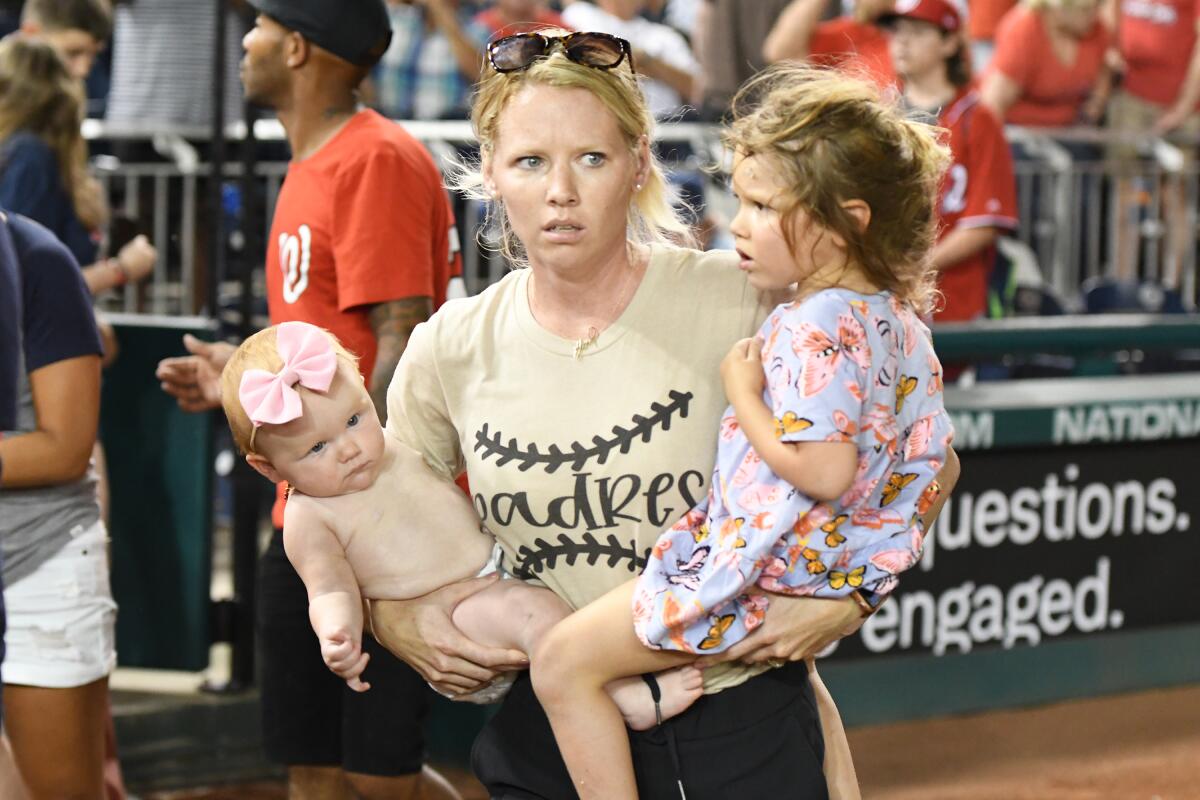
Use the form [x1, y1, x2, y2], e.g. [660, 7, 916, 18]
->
[721, 337, 857, 500]
[283, 506, 371, 691]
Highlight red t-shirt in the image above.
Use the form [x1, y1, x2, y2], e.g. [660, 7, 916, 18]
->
[969, 0, 1018, 41]
[1119, 0, 1200, 106]
[809, 18, 897, 89]
[473, 8, 568, 36]
[989, 6, 1110, 126]
[266, 109, 462, 525]
[935, 89, 1019, 321]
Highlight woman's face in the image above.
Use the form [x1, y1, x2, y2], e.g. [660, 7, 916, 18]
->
[484, 83, 648, 276]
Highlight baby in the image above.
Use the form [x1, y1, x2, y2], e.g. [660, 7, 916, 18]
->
[219, 321, 702, 719]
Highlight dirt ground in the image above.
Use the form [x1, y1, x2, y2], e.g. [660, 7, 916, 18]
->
[146, 684, 1200, 800]
[852, 684, 1200, 799]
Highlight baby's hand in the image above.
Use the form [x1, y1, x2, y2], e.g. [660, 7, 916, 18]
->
[321, 632, 371, 692]
[721, 337, 765, 402]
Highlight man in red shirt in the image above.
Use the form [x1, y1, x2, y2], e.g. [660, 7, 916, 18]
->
[883, 0, 1019, 321]
[765, 0, 899, 89]
[156, 0, 463, 797]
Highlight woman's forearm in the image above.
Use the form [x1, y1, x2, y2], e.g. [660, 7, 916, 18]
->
[0, 429, 92, 487]
[0, 355, 100, 488]
[81, 258, 126, 296]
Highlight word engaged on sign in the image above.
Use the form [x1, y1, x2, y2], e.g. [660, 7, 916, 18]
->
[858, 557, 1117, 656]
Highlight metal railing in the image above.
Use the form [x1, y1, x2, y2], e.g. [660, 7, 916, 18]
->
[84, 119, 1200, 317]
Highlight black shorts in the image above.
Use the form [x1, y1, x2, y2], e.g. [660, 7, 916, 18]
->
[257, 530, 434, 776]
[472, 661, 828, 800]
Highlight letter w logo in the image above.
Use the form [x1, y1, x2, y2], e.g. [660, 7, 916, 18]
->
[279, 224, 312, 304]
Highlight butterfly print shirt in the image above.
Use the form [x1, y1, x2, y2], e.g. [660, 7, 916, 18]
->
[634, 289, 953, 654]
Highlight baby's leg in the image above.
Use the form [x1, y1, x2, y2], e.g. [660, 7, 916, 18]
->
[809, 659, 862, 800]
[530, 579, 698, 800]
[454, 580, 703, 729]
[451, 578, 566, 655]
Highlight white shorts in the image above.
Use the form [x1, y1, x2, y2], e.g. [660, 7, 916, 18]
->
[2, 520, 118, 688]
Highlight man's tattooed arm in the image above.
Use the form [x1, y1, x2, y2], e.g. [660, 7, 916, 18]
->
[367, 296, 433, 424]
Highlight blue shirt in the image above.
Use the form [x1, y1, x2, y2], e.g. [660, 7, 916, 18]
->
[0, 132, 98, 268]
[0, 215, 19, 434]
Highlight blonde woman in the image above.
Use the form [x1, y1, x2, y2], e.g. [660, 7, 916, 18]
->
[368, 30, 960, 799]
[0, 35, 155, 295]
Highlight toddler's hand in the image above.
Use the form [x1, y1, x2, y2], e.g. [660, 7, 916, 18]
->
[720, 337, 765, 402]
[322, 633, 371, 692]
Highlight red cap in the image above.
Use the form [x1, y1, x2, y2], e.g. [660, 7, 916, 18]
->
[879, 0, 963, 32]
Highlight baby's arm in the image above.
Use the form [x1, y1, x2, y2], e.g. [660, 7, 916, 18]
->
[721, 337, 857, 500]
[283, 505, 370, 691]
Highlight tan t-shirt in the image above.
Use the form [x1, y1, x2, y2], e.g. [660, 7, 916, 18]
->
[386, 244, 774, 691]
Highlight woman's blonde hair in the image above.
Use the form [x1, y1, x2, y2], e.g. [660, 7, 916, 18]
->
[725, 64, 950, 316]
[220, 325, 360, 456]
[0, 35, 107, 231]
[453, 30, 692, 267]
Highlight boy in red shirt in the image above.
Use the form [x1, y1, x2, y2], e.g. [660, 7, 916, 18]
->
[883, 0, 1019, 322]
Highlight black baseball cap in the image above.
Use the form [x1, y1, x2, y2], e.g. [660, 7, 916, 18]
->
[251, 0, 393, 68]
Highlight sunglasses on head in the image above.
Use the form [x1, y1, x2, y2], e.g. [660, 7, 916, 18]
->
[487, 31, 636, 75]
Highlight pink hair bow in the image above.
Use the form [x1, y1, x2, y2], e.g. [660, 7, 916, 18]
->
[239, 321, 337, 428]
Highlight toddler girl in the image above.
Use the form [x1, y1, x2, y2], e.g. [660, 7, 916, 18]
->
[218, 321, 703, 720]
[529, 64, 956, 799]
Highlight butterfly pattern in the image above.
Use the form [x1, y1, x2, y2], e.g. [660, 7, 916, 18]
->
[633, 290, 953, 655]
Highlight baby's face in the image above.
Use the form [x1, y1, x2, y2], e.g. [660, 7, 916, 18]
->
[255, 361, 385, 498]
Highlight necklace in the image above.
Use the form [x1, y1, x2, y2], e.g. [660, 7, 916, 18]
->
[530, 256, 643, 360]
[573, 325, 601, 360]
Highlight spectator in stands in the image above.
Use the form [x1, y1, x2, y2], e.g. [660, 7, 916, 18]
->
[0, 37, 154, 292]
[106, 0, 243, 129]
[19, 0, 109, 81]
[1108, 0, 1200, 286]
[763, 0, 898, 88]
[157, 1, 465, 797]
[981, 0, 1111, 127]
[641, 0, 700, 39]
[474, 0, 566, 37]
[0, 210, 111, 800]
[373, 0, 489, 120]
[694, 0, 792, 118]
[967, 0, 1017, 72]
[560, 0, 700, 118]
[883, 0, 1019, 321]
[0, 32, 155, 376]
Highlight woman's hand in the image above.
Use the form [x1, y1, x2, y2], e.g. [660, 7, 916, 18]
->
[695, 592, 863, 668]
[116, 235, 157, 284]
[720, 337, 765, 403]
[368, 574, 529, 696]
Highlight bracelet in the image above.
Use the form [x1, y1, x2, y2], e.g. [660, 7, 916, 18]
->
[850, 588, 887, 617]
[110, 258, 128, 287]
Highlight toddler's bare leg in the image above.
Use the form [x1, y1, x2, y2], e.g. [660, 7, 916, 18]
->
[809, 659, 862, 800]
[531, 579, 699, 800]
